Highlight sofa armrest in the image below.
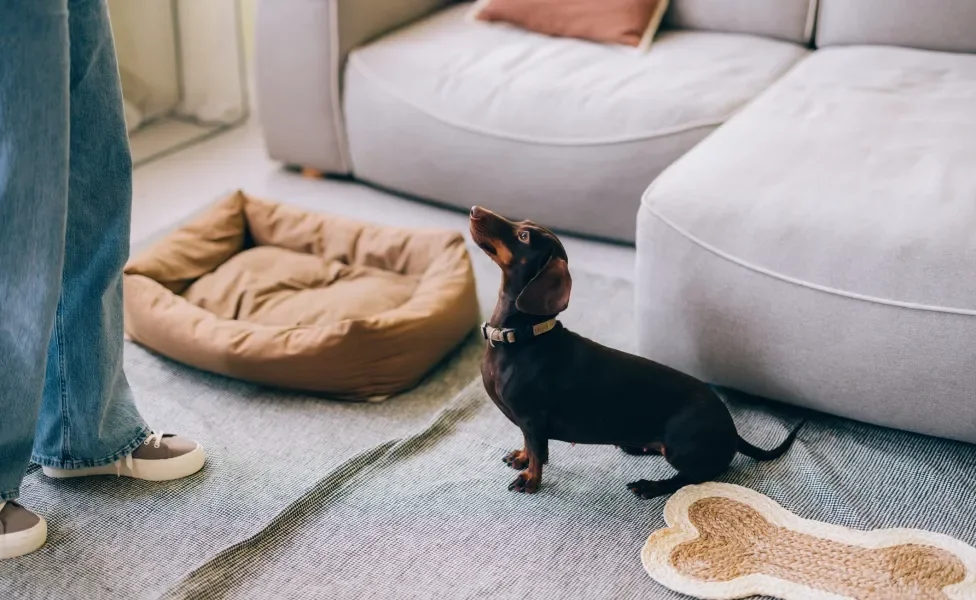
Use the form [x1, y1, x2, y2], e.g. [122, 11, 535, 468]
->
[255, 0, 454, 174]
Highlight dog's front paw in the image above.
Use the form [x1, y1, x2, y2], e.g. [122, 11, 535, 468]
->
[502, 449, 529, 470]
[508, 472, 540, 494]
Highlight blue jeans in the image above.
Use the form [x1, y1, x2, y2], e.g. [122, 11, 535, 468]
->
[0, 0, 149, 502]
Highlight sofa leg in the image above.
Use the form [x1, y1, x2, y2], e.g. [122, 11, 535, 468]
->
[301, 167, 324, 179]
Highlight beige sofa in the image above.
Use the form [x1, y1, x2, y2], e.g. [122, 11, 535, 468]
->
[255, 0, 976, 443]
[255, 0, 814, 241]
[636, 1, 976, 444]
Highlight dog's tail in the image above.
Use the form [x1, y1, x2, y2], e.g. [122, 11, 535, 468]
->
[737, 421, 805, 461]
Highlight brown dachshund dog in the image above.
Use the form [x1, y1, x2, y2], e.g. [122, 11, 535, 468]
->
[469, 206, 802, 498]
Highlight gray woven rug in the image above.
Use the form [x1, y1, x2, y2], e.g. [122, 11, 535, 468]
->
[0, 246, 632, 599]
[3, 238, 976, 599]
[153, 381, 976, 600]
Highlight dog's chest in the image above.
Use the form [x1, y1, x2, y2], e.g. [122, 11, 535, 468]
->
[482, 347, 552, 413]
[480, 355, 516, 424]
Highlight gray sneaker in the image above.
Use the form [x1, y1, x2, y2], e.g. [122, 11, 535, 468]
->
[42, 432, 205, 482]
[0, 502, 47, 560]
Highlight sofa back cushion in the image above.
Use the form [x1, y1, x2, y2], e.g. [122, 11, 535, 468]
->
[663, 0, 817, 45]
[816, 0, 976, 53]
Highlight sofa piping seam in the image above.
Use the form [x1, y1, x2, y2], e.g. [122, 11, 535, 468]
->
[643, 204, 976, 317]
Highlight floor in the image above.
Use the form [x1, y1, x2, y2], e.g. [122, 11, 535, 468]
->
[129, 116, 233, 168]
[129, 120, 636, 281]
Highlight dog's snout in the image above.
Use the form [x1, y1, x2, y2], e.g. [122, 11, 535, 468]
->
[470, 206, 483, 220]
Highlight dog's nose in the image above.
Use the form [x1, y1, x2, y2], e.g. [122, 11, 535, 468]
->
[470, 206, 483, 220]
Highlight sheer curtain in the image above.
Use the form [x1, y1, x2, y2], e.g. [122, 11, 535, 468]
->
[107, 0, 248, 134]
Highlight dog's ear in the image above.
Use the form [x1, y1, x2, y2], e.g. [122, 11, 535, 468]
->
[516, 256, 572, 315]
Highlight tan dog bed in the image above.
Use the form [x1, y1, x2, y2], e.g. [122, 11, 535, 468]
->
[123, 191, 479, 399]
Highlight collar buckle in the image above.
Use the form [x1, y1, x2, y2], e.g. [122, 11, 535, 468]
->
[481, 318, 557, 346]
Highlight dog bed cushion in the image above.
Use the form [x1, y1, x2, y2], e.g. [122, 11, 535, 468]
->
[123, 191, 479, 399]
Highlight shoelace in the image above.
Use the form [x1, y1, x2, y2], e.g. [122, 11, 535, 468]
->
[115, 432, 166, 476]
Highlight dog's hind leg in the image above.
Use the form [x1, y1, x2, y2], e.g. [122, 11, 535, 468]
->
[626, 461, 725, 499]
[618, 442, 664, 456]
[626, 438, 733, 499]
[627, 474, 697, 499]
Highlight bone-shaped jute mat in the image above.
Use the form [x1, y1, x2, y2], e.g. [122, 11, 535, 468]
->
[643, 483, 976, 600]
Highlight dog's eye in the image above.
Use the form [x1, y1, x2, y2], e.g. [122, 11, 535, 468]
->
[518, 231, 530, 243]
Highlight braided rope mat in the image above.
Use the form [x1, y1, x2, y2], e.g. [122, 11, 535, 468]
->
[642, 483, 976, 600]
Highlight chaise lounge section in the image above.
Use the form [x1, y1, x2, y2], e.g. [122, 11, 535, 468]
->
[636, 0, 976, 443]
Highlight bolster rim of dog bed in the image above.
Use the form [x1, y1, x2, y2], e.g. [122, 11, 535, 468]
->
[123, 190, 479, 400]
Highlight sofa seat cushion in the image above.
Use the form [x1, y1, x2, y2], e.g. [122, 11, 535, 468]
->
[343, 3, 807, 241]
[647, 46, 976, 309]
[123, 191, 479, 400]
[636, 46, 976, 442]
[348, 5, 804, 142]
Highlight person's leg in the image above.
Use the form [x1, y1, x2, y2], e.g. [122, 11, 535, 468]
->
[2, 0, 204, 560]
[0, 0, 69, 560]
[0, 0, 70, 504]
[34, 0, 205, 483]
[29, 0, 151, 469]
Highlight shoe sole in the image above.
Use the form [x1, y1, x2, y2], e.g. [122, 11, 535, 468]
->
[41, 444, 206, 482]
[0, 518, 47, 560]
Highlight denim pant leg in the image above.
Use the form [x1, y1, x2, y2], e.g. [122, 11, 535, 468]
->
[0, 0, 71, 502]
[29, 0, 149, 470]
